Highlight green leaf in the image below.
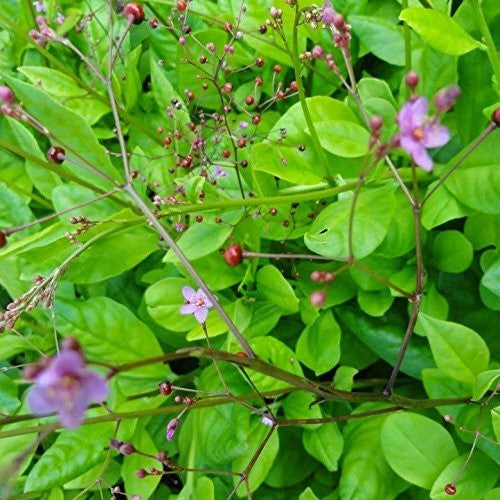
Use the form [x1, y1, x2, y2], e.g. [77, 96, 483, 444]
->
[443, 134, 500, 215]
[482, 259, 500, 298]
[303, 423, 344, 472]
[5, 76, 119, 189]
[350, 16, 405, 66]
[417, 314, 490, 384]
[18, 66, 87, 98]
[266, 427, 316, 488]
[432, 230, 473, 273]
[430, 451, 498, 499]
[25, 421, 114, 492]
[164, 221, 234, 263]
[256, 265, 299, 313]
[357, 288, 394, 317]
[296, 311, 341, 375]
[305, 184, 396, 260]
[422, 183, 471, 230]
[283, 391, 323, 429]
[339, 406, 407, 500]
[313, 120, 370, 158]
[232, 418, 279, 496]
[381, 412, 458, 489]
[56, 297, 164, 378]
[0, 373, 19, 414]
[400, 8, 482, 55]
[333, 366, 359, 391]
[299, 487, 320, 500]
[122, 424, 161, 499]
[248, 336, 304, 392]
[473, 369, 500, 401]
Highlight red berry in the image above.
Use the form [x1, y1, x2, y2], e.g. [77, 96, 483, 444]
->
[245, 96, 254, 106]
[225, 243, 243, 266]
[444, 484, 456, 495]
[47, 146, 65, 164]
[222, 149, 231, 158]
[491, 108, 500, 127]
[124, 3, 145, 24]
[255, 57, 265, 67]
[273, 64, 282, 73]
[0, 231, 6, 248]
[177, 0, 187, 11]
[252, 115, 261, 125]
[159, 382, 172, 395]
[290, 81, 298, 92]
[237, 138, 246, 148]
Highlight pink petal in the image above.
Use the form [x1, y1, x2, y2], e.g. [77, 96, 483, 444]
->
[81, 372, 108, 403]
[409, 97, 428, 128]
[181, 286, 196, 301]
[412, 146, 433, 171]
[396, 101, 414, 135]
[180, 304, 197, 315]
[27, 387, 56, 415]
[194, 307, 208, 323]
[423, 124, 450, 148]
[57, 396, 88, 428]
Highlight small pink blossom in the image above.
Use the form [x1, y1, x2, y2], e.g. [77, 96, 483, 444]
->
[396, 97, 450, 171]
[27, 343, 108, 428]
[180, 286, 213, 323]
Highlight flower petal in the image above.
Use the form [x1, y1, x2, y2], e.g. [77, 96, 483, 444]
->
[194, 307, 208, 323]
[57, 396, 88, 428]
[27, 387, 56, 416]
[81, 372, 108, 403]
[409, 97, 428, 128]
[180, 304, 197, 315]
[181, 286, 196, 301]
[396, 101, 414, 135]
[423, 124, 450, 149]
[412, 146, 433, 171]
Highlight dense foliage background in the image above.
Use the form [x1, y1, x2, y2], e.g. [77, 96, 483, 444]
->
[0, 0, 498, 498]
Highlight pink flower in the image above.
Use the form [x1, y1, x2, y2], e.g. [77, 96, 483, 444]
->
[322, 1, 336, 26]
[179, 286, 213, 323]
[27, 345, 108, 428]
[396, 97, 450, 171]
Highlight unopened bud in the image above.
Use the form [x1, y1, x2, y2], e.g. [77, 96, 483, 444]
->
[0, 86, 14, 103]
[119, 442, 136, 455]
[405, 71, 419, 90]
[166, 418, 179, 441]
[434, 85, 461, 112]
[310, 290, 326, 307]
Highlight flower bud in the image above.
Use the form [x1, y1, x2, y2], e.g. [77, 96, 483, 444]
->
[119, 442, 136, 455]
[491, 108, 500, 127]
[310, 290, 326, 307]
[109, 439, 122, 450]
[0, 86, 14, 103]
[159, 381, 172, 396]
[166, 418, 179, 441]
[62, 337, 82, 353]
[136, 469, 148, 479]
[312, 45, 324, 59]
[405, 71, 419, 90]
[369, 115, 383, 132]
[47, 146, 66, 164]
[322, 1, 336, 26]
[434, 85, 461, 113]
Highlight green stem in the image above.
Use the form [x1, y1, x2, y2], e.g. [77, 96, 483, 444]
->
[472, 0, 500, 96]
[290, 6, 331, 182]
[402, 0, 412, 98]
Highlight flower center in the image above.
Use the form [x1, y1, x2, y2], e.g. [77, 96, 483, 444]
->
[412, 127, 425, 140]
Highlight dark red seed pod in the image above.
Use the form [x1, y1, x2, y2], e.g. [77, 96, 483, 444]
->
[258, 24, 267, 34]
[149, 17, 159, 28]
[444, 484, 456, 496]
[47, 146, 65, 164]
[245, 96, 255, 106]
[0, 231, 6, 248]
[222, 149, 231, 158]
[237, 138, 247, 148]
[255, 57, 265, 67]
[252, 115, 261, 125]
[159, 382, 172, 395]
[491, 108, 500, 127]
[273, 64, 282, 74]
[224, 243, 243, 266]
[124, 3, 145, 24]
